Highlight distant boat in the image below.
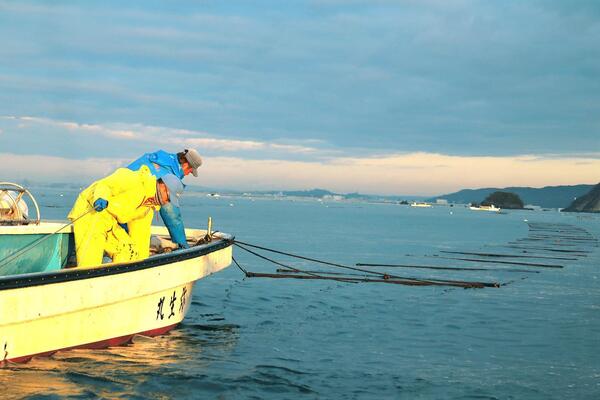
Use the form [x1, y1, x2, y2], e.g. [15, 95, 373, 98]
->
[410, 202, 432, 208]
[469, 204, 501, 212]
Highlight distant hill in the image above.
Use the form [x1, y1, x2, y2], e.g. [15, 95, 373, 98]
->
[429, 184, 595, 208]
[563, 183, 600, 213]
[240, 188, 429, 201]
[279, 188, 336, 197]
[481, 191, 524, 209]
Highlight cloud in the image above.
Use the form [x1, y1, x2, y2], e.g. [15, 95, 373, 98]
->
[0, 1, 597, 199]
[1, 1, 599, 157]
[0, 115, 325, 159]
[2, 151, 598, 196]
[199, 153, 600, 196]
[0, 152, 126, 183]
[1, 115, 597, 195]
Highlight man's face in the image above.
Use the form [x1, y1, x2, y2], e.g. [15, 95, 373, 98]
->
[180, 160, 193, 176]
[157, 181, 170, 205]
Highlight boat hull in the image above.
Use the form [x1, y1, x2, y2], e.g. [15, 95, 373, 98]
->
[0, 235, 232, 363]
[469, 206, 501, 212]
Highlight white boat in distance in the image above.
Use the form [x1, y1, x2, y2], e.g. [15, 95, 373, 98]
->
[410, 202, 432, 208]
[469, 204, 501, 212]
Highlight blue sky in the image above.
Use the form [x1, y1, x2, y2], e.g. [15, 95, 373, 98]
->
[1, 1, 599, 195]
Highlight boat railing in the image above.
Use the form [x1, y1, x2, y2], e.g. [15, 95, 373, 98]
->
[0, 182, 41, 225]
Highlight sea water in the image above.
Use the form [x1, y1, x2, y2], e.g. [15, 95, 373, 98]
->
[2, 188, 599, 399]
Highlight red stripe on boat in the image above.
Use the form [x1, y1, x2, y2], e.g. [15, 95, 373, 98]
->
[3, 323, 178, 364]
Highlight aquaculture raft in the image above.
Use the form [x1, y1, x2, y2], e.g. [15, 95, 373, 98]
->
[231, 221, 597, 289]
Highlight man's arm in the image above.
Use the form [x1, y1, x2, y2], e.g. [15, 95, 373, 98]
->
[159, 202, 189, 248]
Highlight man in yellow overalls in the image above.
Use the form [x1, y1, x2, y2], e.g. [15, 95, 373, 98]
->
[67, 165, 183, 268]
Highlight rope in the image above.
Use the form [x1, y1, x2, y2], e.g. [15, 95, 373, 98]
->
[233, 240, 499, 288]
[0, 181, 161, 271]
[234, 239, 394, 278]
[232, 256, 248, 275]
[234, 242, 358, 283]
[0, 208, 94, 272]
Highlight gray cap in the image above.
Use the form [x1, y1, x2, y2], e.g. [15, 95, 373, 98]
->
[184, 149, 202, 177]
[160, 174, 184, 207]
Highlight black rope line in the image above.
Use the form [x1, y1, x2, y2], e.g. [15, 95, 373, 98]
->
[439, 250, 578, 261]
[232, 256, 248, 275]
[234, 239, 396, 278]
[233, 240, 499, 288]
[427, 255, 564, 269]
[234, 242, 358, 282]
[355, 263, 538, 273]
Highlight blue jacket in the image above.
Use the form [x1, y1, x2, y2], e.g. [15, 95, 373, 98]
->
[127, 150, 189, 248]
[128, 150, 184, 180]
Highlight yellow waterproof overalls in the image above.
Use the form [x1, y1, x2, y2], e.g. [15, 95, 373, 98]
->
[67, 166, 159, 268]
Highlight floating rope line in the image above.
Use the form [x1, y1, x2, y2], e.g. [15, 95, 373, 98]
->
[230, 222, 595, 290]
[354, 262, 536, 273]
[496, 245, 589, 254]
[233, 240, 499, 288]
[428, 255, 564, 269]
[518, 236, 589, 242]
[234, 242, 357, 283]
[276, 268, 383, 278]
[527, 228, 591, 234]
[512, 239, 583, 247]
[527, 235, 597, 241]
[439, 250, 578, 261]
[244, 271, 491, 288]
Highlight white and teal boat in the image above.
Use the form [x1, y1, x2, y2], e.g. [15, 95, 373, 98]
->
[0, 182, 233, 363]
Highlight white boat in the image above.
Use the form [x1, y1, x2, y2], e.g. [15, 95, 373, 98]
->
[0, 182, 233, 363]
[469, 204, 501, 212]
[410, 202, 432, 208]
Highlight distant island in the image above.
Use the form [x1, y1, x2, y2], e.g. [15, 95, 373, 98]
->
[236, 188, 428, 202]
[429, 184, 595, 209]
[479, 191, 524, 209]
[563, 183, 600, 213]
[22, 181, 598, 210]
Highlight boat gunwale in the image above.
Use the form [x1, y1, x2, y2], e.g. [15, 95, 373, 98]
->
[0, 234, 234, 291]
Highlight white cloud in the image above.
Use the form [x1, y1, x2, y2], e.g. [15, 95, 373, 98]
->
[2, 151, 598, 196]
[0, 115, 323, 155]
[195, 153, 600, 195]
[0, 152, 126, 182]
[183, 137, 265, 151]
[1, 115, 598, 195]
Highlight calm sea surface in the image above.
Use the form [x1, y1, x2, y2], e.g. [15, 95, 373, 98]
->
[2, 187, 600, 399]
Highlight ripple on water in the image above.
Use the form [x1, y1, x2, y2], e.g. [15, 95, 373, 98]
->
[3, 201, 599, 399]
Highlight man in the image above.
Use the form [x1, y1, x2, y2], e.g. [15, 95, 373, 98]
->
[127, 149, 202, 249]
[68, 166, 183, 268]
[128, 149, 202, 180]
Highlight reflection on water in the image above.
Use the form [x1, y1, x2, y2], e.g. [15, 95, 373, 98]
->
[1, 322, 240, 399]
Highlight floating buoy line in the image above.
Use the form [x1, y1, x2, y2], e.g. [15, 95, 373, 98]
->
[229, 222, 597, 290]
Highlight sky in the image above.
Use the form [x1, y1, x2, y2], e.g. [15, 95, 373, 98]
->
[0, 0, 599, 195]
